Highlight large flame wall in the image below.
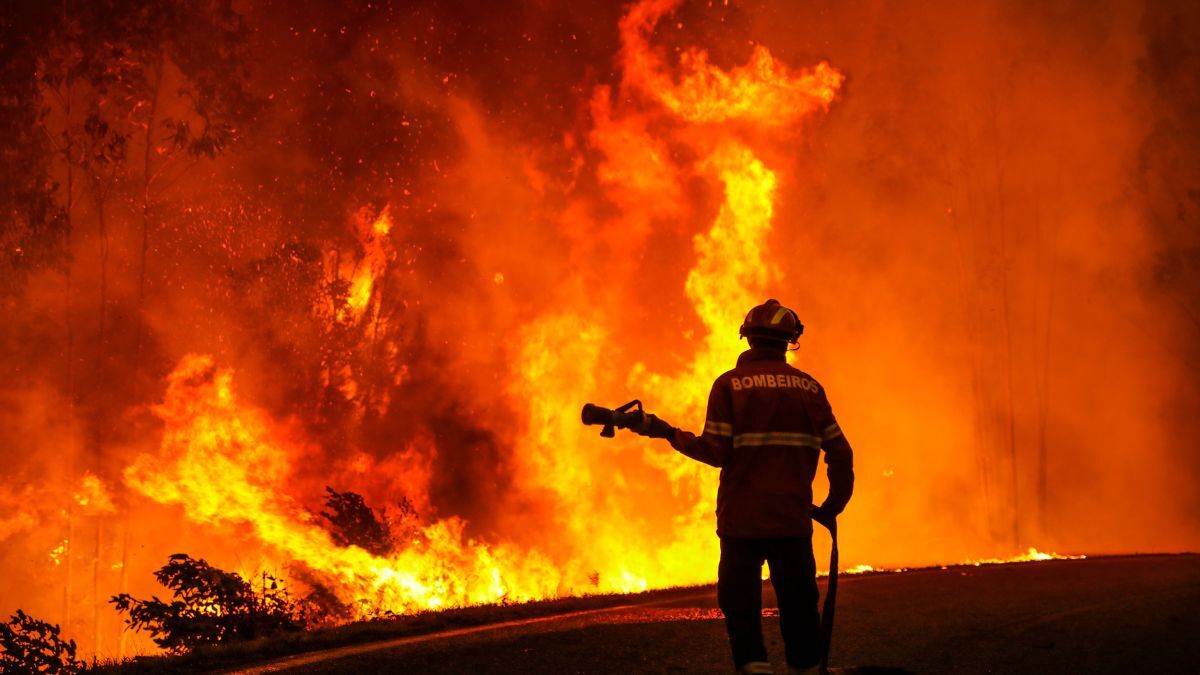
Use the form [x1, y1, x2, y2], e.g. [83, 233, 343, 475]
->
[2, 0, 1199, 660]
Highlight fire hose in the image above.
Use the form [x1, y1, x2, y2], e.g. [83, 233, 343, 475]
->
[582, 401, 840, 669]
[813, 511, 838, 672]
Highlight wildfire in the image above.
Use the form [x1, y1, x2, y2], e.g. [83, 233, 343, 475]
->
[0, 0, 1190, 666]
[124, 354, 563, 615]
[115, 0, 850, 617]
[59, 0, 1092, 641]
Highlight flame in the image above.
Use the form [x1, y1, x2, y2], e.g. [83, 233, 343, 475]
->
[49, 540, 68, 566]
[829, 549, 1086, 577]
[120, 340, 1081, 622]
[505, 0, 844, 593]
[74, 472, 115, 515]
[965, 547, 1086, 566]
[124, 354, 564, 615]
[342, 207, 395, 321]
[822, 548, 1086, 578]
[619, 0, 843, 126]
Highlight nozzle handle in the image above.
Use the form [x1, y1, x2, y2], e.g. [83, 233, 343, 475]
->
[580, 400, 644, 438]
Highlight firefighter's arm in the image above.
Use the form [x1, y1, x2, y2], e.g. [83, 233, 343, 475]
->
[630, 413, 676, 439]
[816, 413, 854, 518]
[666, 379, 734, 468]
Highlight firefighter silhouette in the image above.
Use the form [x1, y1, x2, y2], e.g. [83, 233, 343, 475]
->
[632, 299, 855, 675]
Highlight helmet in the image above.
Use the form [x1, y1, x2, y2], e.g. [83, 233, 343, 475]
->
[739, 298, 804, 343]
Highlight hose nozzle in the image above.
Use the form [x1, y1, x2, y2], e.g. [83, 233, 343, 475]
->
[580, 400, 644, 437]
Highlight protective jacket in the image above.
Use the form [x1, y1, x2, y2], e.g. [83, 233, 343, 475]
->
[670, 347, 854, 538]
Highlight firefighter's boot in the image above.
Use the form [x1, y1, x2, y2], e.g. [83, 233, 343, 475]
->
[739, 661, 773, 674]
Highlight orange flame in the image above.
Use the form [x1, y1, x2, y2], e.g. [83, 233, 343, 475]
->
[74, 472, 115, 515]
[342, 207, 395, 322]
[619, 0, 843, 126]
[965, 548, 1086, 566]
[124, 355, 564, 614]
[503, 0, 846, 593]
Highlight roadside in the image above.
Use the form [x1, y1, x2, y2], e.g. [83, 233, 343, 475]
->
[97, 554, 1200, 674]
[235, 554, 1200, 675]
[94, 584, 715, 675]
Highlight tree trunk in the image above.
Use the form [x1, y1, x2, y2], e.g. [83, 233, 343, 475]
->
[62, 67, 77, 632]
[118, 524, 130, 659]
[92, 518, 102, 663]
[64, 506, 75, 633]
[94, 192, 108, 662]
[134, 54, 163, 389]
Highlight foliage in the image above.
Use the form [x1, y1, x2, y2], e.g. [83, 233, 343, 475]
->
[0, 3, 67, 296]
[0, 610, 84, 674]
[319, 487, 395, 556]
[111, 554, 304, 655]
[37, 0, 260, 163]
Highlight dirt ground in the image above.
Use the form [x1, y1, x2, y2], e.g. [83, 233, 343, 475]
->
[230, 554, 1200, 674]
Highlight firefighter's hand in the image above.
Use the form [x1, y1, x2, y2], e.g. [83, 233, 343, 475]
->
[810, 504, 836, 529]
[632, 413, 677, 440]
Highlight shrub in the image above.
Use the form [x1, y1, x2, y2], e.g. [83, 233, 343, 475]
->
[0, 609, 84, 674]
[111, 554, 304, 654]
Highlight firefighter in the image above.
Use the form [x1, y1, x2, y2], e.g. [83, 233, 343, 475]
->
[632, 299, 854, 675]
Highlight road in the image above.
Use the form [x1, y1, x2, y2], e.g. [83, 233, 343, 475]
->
[231, 554, 1200, 674]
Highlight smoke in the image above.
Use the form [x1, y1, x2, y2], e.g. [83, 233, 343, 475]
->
[1, 0, 1198, 659]
[742, 0, 1200, 558]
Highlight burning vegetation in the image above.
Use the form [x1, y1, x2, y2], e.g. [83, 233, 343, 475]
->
[2, 0, 1199, 664]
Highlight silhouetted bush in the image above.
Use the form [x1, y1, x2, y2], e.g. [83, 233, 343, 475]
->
[111, 554, 304, 654]
[319, 487, 394, 556]
[0, 609, 83, 673]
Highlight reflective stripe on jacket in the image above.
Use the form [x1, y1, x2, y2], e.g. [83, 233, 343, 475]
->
[670, 347, 854, 538]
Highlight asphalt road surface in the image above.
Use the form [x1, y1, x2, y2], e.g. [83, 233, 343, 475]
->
[232, 554, 1199, 674]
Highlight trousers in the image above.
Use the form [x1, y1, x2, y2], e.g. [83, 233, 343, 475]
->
[717, 535, 821, 669]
